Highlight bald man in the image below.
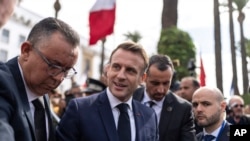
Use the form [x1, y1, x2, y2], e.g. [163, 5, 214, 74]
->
[192, 87, 230, 141]
[0, 0, 16, 28]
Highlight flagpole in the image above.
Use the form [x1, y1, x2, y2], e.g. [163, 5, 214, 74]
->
[100, 38, 106, 79]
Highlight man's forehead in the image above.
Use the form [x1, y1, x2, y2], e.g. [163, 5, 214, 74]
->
[193, 91, 215, 99]
[230, 99, 243, 104]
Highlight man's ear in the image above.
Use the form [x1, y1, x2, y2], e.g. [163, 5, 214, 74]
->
[140, 73, 147, 83]
[20, 41, 32, 54]
[221, 101, 228, 112]
[19, 41, 32, 60]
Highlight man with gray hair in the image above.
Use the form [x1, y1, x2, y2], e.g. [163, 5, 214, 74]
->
[226, 95, 250, 125]
[0, 17, 80, 141]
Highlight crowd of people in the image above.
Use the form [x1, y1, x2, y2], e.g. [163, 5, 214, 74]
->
[1, 1, 250, 141]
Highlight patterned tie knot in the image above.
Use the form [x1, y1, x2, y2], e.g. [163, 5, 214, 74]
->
[204, 134, 215, 141]
[117, 103, 128, 113]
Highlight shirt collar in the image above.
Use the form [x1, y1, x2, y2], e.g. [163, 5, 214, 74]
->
[142, 87, 165, 107]
[106, 88, 133, 111]
[203, 120, 225, 137]
[18, 61, 39, 102]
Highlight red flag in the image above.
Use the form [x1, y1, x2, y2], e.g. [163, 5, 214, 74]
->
[199, 56, 206, 86]
[89, 0, 116, 45]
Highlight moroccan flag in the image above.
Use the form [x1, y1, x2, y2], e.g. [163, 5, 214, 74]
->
[199, 56, 206, 86]
[89, 0, 116, 45]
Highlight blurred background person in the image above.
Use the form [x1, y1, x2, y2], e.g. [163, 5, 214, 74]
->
[226, 95, 250, 125]
[179, 76, 200, 102]
[64, 82, 84, 106]
[179, 76, 202, 134]
[82, 77, 106, 96]
[49, 89, 66, 118]
[0, 0, 16, 28]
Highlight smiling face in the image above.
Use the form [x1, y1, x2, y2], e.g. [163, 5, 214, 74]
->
[107, 48, 145, 102]
[19, 32, 79, 96]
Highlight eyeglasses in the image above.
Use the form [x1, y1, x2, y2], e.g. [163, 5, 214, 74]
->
[233, 104, 244, 108]
[33, 47, 77, 79]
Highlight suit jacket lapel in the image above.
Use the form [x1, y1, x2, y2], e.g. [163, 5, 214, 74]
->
[98, 92, 119, 141]
[196, 132, 204, 141]
[159, 92, 174, 138]
[7, 57, 36, 140]
[132, 101, 145, 141]
[217, 121, 230, 141]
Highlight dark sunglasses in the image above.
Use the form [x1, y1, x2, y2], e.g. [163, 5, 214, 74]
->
[233, 104, 244, 108]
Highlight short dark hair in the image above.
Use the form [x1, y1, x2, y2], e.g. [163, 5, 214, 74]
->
[27, 17, 80, 48]
[109, 41, 148, 74]
[181, 76, 200, 88]
[146, 54, 174, 75]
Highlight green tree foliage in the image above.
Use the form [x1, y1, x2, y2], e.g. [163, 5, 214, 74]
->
[157, 26, 196, 80]
[123, 31, 142, 43]
[245, 38, 250, 57]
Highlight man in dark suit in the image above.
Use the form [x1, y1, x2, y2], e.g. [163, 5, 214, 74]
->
[0, 17, 80, 141]
[56, 41, 158, 141]
[179, 76, 203, 134]
[133, 54, 197, 141]
[192, 87, 230, 141]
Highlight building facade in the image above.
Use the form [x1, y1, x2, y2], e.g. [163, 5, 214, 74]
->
[0, 6, 105, 93]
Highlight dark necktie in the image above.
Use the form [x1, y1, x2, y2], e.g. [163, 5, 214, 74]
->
[117, 103, 131, 141]
[148, 101, 155, 108]
[32, 99, 47, 141]
[204, 134, 215, 141]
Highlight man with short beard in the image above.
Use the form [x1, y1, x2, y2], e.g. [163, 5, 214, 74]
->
[226, 95, 250, 125]
[133, 54, 196, 141]
[192, 87, 230, 141]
